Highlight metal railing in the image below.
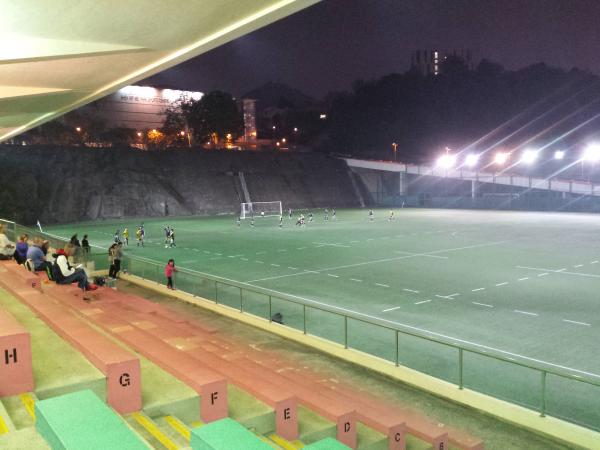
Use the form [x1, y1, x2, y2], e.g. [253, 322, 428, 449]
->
[119, 255, 600, 431]
[1, 218, 599, 431]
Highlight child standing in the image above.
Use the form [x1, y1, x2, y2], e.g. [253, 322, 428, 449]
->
[165, 258, 177, 290]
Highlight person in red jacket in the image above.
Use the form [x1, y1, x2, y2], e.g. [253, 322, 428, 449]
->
[165, 258, 177, 290]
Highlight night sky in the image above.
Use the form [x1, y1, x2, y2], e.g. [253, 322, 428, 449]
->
[144, 0, 600, 98]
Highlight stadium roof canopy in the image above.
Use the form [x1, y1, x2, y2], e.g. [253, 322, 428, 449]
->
[0, 0, 319, 142]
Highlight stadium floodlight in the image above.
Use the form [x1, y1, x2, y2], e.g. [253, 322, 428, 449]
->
[583, 144, 600, 161]
[494, 152, 509, 165]
[465, 153, 479, 167]
[520, 149, 539, 164]
[554, 150, 565, 160]
[436, 153, 457, 169]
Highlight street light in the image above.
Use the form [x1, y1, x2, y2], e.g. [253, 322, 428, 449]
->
[520, 149, 539, 164]
[494, 152, 509, 165]
[582, 144, 600, 161]
[75, 127, 81, 132]
[436, 153, 456, 169]
[465, 153, 479, 167]
[391, 142, 398, 161]
[554, 150, 565, 160]
[293, 127, 298, 132]
[180, 131, 185, 136]
[136, 132, 142, 137]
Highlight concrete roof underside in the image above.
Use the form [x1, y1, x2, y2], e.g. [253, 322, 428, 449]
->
[0, 0, 319, 142]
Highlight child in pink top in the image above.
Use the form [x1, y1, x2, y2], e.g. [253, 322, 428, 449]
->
[165, 258, 177, 289]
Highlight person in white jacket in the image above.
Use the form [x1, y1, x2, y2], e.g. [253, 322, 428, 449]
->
[0, 224, 15, 260]
[53, 244, 97, 291]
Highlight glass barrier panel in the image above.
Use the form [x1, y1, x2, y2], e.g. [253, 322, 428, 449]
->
[397, 333, 458, 384]
[216, 283, 242, 310]
[463, 351, 540, 410]
[546, 373, 600, 431]
[174, 271, 195, 295]
[241, 290, 270, 320]
[271, 296, 304, 332]
[305, 307, 345, 345]
[347, 318, 397, 363]
[190, 276, 217, 302]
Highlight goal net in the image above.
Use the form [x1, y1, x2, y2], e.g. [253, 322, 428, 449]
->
[240, 201, 282, 219]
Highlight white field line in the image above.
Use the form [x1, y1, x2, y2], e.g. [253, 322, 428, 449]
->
[203, 250, 211, 254]
[414, 300, 431, 305]
[245, 240, 510, 283]
[313, 242, 351, 248]
[403, 288, 419, 294]
[472, 302, 494, 308]
[514, 310, 538, 317]
[241, 258, 249, 261]
[563, 319, 591, 327]
[349, 278, 362, 282]
[495, 282, 508, 286]
[382, 306, 401, 312]
[435, 294, 455, 300]
[537, 273, 548, 277]
[375, 283, 390, 288]
[591, 261, 599, 264]
[394, 250, 447, 259]
[472, 287, 485, 292]
[574, 264, 584, 268]
[255, 260, 264, 264]
[327, 274, 339, 278]
[518, 277, 529, 281]
[270, 264, 280, 267]
[287, 266, 298, 270]
[517, 265, 600, 279]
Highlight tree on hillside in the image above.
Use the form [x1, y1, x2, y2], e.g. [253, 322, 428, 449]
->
[180, 91, 243, 145]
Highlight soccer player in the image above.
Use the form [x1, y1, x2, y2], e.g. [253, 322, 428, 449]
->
[261, 211, 265, 217]
[332, 208, 336, 221]
[279, 215, 283, 227]
[369, 209, 374, 221]
[113, 229, 120, 243]
[122, 228, 129, 245]
[250, 215, 255, 227]
[136, 227, 144, 247]
[388, 210, 395, 221]
[288, 208, 292, 219]
[324, 208, 329, 222]
[169, 228, 176, 247]
[236, 216, 241, 227]
[308, 212, 313, 223]
[164, 226, 171, 245]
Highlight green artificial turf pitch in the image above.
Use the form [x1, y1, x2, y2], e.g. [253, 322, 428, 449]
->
[45, 208, 600, 430]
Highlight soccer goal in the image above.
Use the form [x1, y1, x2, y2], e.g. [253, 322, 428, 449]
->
[240, 201, 282, 219]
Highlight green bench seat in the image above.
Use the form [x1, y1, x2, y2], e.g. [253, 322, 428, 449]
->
[35, 390, 148, 450]
[190, 417, 272, 450]
[303, 437, 351, 449]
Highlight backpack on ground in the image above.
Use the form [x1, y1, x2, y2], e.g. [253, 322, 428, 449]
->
[45, 264, 55, 281]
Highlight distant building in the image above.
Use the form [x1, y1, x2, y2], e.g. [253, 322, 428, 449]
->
[83, 85, 203, 130]
[411, 49, 476, 76]
[241, 98, 257, 141]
